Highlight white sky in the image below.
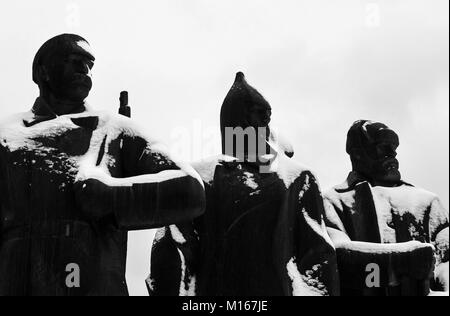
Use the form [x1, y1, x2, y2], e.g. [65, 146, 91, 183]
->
[1, 0, 448, 296]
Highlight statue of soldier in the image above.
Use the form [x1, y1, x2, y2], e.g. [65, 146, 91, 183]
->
[324, 120, 449, 296]
[147, 72, 339, 296]
[0, 34, 205, 296]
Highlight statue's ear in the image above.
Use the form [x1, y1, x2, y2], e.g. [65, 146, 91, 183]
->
[36, 65, 50, 83]
[349, 148, 363, 161]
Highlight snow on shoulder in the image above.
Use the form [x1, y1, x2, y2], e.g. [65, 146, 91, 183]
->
[80, 111, 201, 186]
[372, 184, 440, 217]
[191, 150, 316, 190]
[0, 111, 82, 152]
[273, 153, 315, 189]
[192, 155, 237, 185]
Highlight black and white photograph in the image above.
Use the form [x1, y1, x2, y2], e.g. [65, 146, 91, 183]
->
[0, 0, 448, 303]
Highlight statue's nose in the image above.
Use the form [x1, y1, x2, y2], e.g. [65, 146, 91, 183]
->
[74, 60, 90, 75]
[384, 145, 397, 158]
[83, 64, 91, 75]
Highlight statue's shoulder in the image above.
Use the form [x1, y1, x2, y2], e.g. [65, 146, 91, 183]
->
[192, 155, 236, 184]
[324, 185, 344, 202]
[0, 111, 31, 129]
[0, 111, 33, 143]
[392, 183, 440, 204]
[95, 111, 131, 130]
[275, 155, 316, 189]
[369, 183, 440, 213]
[94, 110, 157, 141]
[325, 181, 357, 205]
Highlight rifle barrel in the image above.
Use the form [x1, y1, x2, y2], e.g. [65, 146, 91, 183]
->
[119, 91, 131, 118]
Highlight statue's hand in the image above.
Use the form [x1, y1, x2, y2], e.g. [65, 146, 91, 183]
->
[74, 179, 113, 221]
[391, 242, 435, 281]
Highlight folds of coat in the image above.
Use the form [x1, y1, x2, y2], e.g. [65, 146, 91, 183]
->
[0, 111, 206, 296]
[324, 181, 449, 295]
[148, 159, 339, 296]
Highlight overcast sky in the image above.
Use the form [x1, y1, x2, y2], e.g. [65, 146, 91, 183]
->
[1, 0, 448, 296]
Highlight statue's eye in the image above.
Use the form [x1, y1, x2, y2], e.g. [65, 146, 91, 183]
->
[62, 57, 72, 64]
[376, 143, 396, 156]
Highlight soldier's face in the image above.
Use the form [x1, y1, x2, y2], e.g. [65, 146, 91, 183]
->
[358, 124, 401, 184]
[248, 101, 272, 128]
[47, 53, 94, 102]
[247, 101, 272, 142]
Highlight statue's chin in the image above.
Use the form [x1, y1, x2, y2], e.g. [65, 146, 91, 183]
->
[65, 87, 91, 104]
[375, 170, 402, 185]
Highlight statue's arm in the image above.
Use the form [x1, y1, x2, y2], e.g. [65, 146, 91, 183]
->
[324, 198, 435, 291]
[148, 224, 199, 296]
[429, 197, 449, 291]
[294, 172, 340, 296]
[75, 134, 205, 230]
[332, 230, 435, 290]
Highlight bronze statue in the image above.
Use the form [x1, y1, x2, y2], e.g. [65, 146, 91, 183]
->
[148, 73, 339, 296]
[324, 120, 449, 296]
[0, 34, 205, 296]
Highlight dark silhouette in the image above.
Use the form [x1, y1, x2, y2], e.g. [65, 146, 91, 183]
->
[324, 120, 449, 296]
[0, 34, 205, 296]
[147, 73, 339, 296]
[119, 91, 131, 118]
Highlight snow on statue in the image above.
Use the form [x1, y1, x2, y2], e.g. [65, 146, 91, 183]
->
[324, 120, 449, 296]
[0, 34, 205, 296]
[148, 72, 339, 296]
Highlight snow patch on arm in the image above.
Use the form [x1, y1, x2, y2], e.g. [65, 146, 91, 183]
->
[170, 225, 187, 245]
[146, 277, 155, 292]
[153, 227, 168, 245]
[302, 208, 335, 248]
[243, 172, 258, 190]
[336, 240, 434, 254]
[177, 249, 196, 296]
[287, 258, 328, 296]
[78, 166, 187, 187]
[298, 174, 311, 199]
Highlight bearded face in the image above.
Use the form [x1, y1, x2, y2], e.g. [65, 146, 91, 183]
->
[350, 121, 402, 185]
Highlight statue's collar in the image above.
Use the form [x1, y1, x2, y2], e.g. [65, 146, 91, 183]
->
[24, 97, 88, 127]
[335, 171, 413, 193]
